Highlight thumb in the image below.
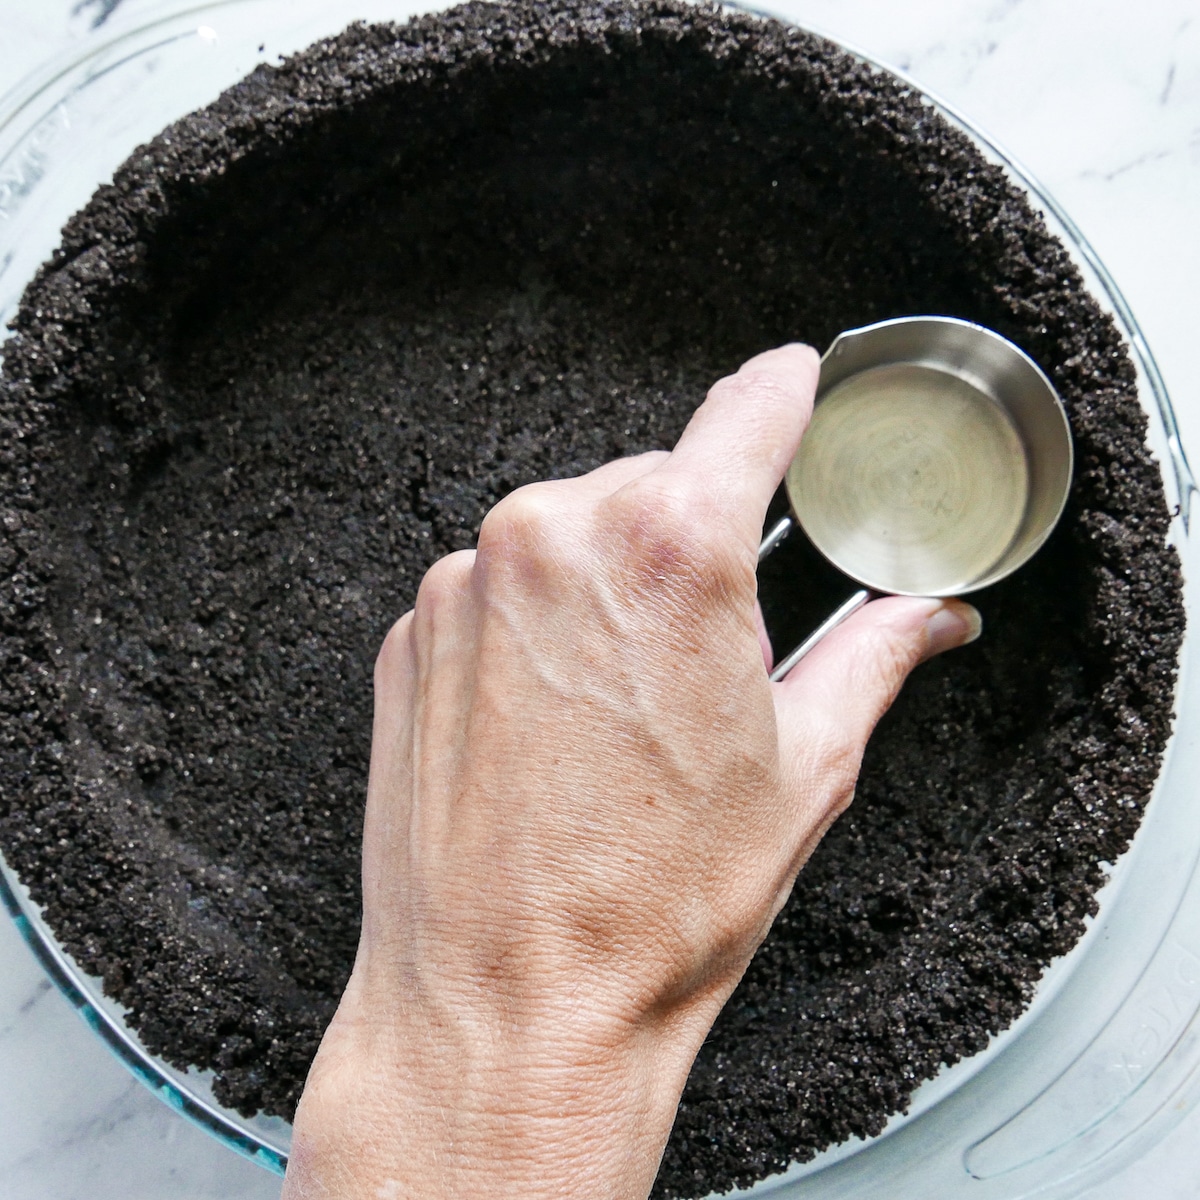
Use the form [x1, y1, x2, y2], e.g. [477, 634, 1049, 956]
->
[771, 596, 981, 829]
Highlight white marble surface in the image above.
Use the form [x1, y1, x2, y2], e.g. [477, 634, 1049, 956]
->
[0, 1, 1198, 1197]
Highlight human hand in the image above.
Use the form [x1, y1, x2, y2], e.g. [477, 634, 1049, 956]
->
[281, 344, 980, 1200]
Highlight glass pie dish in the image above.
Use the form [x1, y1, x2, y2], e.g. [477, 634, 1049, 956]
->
[1, 2, 1198, 1196]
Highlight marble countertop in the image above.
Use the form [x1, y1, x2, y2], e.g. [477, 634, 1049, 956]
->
[1, 1, 1197, 1197]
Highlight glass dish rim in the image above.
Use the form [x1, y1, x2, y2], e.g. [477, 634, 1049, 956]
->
[0, 0, 1194, 1187]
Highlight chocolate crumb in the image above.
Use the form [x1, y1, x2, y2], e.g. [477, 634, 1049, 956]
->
[0, 2, 1183, 1196]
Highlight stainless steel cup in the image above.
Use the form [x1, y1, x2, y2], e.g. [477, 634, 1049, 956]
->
[759, 316, 1073, 680]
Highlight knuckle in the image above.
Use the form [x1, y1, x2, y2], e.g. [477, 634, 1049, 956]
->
[708, 368, 794, 412]
[625, 485, 696, 557]
[607, 480, 727, 584]
[421, 548, 474, 594]
[412, 550, 474, 628]
[625, 448, 671, 472]
[477, 483, 562, 562]
[855, 622, 920, 704]
[374, 611, 414, 688]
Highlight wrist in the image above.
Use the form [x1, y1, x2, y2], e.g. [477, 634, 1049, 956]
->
[283, 973, 698, 1200]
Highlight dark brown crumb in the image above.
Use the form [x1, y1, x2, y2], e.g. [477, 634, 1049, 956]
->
[0, 2, 1183, 1196]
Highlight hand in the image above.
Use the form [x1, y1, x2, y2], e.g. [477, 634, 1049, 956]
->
[281, 345, 980, 1200]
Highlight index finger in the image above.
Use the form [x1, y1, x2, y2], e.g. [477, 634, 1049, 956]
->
[652, 343, 819, 545]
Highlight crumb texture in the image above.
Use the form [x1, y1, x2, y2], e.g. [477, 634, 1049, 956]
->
[0, 2, 1183, 1195]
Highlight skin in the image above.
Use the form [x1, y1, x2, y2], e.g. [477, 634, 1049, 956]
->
[281, 344, 981, 1200]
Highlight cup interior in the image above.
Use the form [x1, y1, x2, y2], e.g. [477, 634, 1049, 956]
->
[787, 317, 1074, 596]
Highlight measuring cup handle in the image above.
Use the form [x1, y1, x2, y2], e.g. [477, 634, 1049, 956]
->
[767, 589, 873, 681]
[758, 514, 794, 562]
[757, 516, 873, 681]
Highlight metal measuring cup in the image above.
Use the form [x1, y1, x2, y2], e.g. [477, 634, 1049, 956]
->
[759, 316, 1073, 681]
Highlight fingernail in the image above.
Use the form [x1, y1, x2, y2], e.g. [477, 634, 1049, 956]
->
[924, 601, 983, 658]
